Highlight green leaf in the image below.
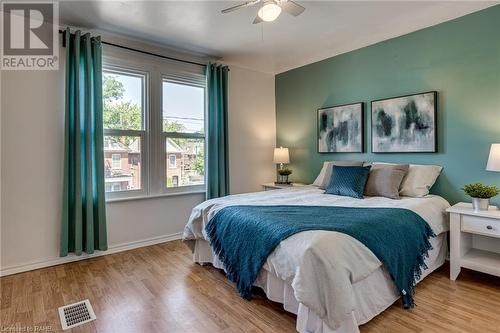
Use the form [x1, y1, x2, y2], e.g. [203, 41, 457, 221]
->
[462, 182, 500, 199]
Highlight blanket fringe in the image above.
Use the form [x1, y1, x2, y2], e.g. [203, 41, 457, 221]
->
[205, 220, 253, 299]
[402, 226, 436, 309]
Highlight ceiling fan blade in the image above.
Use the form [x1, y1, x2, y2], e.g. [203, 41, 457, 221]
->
[221, 0, 261, 14]
[279, 0, 305, 16]
[252, 14, 263, 24]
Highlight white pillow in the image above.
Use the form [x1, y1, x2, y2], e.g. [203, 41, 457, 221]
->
[312, 162, 330, 187]
[400, 164, 443, 197]
[372, 162, 443, 197]
[313, 161, 365, 189]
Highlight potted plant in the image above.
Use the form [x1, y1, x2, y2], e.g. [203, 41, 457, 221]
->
[277, 168, 292, 184]
[462, 182, 499, 211]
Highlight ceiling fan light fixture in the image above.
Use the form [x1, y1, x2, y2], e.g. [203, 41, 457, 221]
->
[257, 2, 282, 22]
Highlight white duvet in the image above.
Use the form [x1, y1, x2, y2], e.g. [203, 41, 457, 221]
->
[182, 186, 450, 330]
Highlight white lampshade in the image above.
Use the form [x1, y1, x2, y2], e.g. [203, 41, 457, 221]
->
[257, 2, 282, 22]
[273, 147, 289, 164]
[486, 144, 500, 172]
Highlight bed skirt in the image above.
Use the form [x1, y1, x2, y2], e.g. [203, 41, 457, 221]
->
[192, 234, 447, 333]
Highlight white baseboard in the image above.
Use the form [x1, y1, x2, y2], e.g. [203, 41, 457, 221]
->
[0, 232, 182, 277]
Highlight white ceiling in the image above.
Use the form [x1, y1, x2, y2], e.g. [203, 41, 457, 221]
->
[60, 1, 498, 74]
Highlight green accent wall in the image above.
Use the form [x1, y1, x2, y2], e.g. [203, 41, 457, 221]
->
[276, 5, 500, 205]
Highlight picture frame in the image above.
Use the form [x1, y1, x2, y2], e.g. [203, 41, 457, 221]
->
[371, 91, 437, 153]
[317, 102, 364, 153]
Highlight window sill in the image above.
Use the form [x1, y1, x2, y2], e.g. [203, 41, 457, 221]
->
[106, 190, 206, 204]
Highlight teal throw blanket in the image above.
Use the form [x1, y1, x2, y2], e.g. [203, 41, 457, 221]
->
[205, 205, 435, 308]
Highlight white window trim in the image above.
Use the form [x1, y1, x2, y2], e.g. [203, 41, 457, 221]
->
[102, 46, 207, 201]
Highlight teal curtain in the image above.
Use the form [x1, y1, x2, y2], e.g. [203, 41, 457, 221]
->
[206, 63, 230, 199]
[61, 28, 107, 256]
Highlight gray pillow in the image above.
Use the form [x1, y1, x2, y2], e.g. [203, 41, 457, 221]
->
[364, 164, 409, 199]
[319, 161, 364, 189]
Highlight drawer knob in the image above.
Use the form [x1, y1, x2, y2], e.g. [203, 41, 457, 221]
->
[487, 225, 493, 230]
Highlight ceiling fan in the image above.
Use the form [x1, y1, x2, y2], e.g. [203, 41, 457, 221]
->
[221, 0, 305, 24]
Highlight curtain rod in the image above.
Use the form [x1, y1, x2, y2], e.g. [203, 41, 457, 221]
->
[58, 29, 207, 68]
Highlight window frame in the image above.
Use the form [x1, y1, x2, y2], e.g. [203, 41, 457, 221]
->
[102, 66, 149, 200]
[162, 76, 206, 194]
[102, 46, 207, 201]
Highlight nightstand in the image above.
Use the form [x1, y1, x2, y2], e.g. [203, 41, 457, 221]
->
[447, 202, 500, 280]
[261, 182, 306, 191]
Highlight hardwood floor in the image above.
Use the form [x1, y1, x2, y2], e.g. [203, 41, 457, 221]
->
[1, 240, 499, 333]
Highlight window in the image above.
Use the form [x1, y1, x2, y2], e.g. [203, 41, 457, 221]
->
[105, 182, 123, 192]
[168, 154, 177, 169]
[103, 69, 146, 197]
[103, 49, 206, 199]
[163, 80, 205, 188]
[111, 154, 122, 169]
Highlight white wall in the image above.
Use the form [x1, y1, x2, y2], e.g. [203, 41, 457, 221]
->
[1, 46, 66, 274]
[0, 48, 277, 275]
[227, 66, 276, 194]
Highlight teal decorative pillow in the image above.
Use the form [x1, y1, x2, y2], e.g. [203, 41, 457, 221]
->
[325, 165, 372, 199]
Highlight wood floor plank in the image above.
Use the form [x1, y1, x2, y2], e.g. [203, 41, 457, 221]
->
[1, 240, 499, 332]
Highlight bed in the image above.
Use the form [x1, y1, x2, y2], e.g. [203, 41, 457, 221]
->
[182, 185, 450, 333]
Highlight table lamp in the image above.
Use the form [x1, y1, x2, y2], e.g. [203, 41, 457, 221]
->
[273, 147, 290, 184]
[486, 144, 500, 172]
[486, 144, 500, 209]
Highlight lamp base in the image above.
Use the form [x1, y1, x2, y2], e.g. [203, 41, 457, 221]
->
[276, 173, 290, 184]
[274, 181, 291, 185]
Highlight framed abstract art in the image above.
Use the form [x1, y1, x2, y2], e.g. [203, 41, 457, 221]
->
[371, 91, 437, 153]
[317, 102, 364, 153]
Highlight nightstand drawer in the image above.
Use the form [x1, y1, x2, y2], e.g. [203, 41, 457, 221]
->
[461, 215, 500, 238]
